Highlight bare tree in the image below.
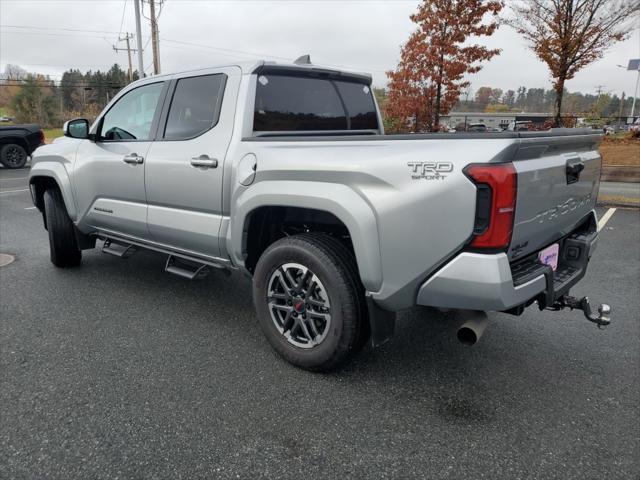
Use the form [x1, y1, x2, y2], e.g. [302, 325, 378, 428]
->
[2, 64, 28, 81]
[508, 0, 639, 126]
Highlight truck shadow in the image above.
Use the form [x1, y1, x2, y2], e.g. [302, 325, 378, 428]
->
[76, 246, 606, 425]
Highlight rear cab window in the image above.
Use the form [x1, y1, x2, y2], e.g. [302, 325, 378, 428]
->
[253, 72, 379, 134]
[164, 74, 227, 140]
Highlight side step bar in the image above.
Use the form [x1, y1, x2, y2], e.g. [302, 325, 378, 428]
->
[165, 255, 210, 280]
[102, 239, 137, 258]
[98, 233, 233, 280]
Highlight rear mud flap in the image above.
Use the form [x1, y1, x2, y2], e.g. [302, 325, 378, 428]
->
[366, 295, 396, 347]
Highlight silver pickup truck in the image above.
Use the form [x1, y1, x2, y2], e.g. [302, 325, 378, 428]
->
[29, 58, 610, 371]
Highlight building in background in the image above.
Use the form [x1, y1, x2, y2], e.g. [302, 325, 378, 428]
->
[441, 112, 553, 131]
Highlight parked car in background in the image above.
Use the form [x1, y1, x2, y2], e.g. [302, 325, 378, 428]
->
[0, 116, 14, 123]
[507, 120, 533, 131]
[0, 124, 44, 168]
[466, 123, 487, 132]
[603, 125, 625, 135]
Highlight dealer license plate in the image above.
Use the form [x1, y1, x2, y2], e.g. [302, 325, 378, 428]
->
[538, 243, 559, 271]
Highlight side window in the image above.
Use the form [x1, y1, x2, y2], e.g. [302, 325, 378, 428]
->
[334, 81, 379, 130]
[100, 82, 164, 141]
[164, 74, 226, 140]
[254, 75, 347, 131]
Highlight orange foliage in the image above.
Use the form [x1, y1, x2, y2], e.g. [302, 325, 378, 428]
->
[508, 0, 639, 126]
[385, 0, 502, 133]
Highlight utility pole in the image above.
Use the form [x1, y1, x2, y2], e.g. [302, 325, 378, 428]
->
[112, 32, 137, 82]
[631, 68, 639, 119]
[149, 0, 161, 75]
[134, 0, 144, 78]
[618, 92, 625, 128]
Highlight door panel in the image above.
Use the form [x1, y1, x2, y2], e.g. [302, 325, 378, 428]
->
[74, 81, 167, 239]
[145, 67, 240, 259]
[75, 141, 153, 238]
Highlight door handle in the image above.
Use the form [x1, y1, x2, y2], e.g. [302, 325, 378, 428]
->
[565, 159, 584, 184]
[190, 155, 218, 168]
[123, 153, 144, 164]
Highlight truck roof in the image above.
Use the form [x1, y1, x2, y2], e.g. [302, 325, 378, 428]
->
[130, 59, 372, 87]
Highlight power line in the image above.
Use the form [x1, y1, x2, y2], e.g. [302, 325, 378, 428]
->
[0, 30, 121, 41]
[1, 24, 124, 35]
[158, 37, 388, 73]
[1, 23, 388, 74]
[0, 25, 151, 43]
[0, 83, 125, 88]
[1, 78, 125, 85]
[0, 62, 121, 68]
[118, 0, 128, 37]
[161, 37, 292, 62]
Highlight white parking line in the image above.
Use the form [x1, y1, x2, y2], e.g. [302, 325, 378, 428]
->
[24, 206, 37, 210]
[0, 188, 29, 195]
[0, 253, 15, 267]
[0, 177, 28, 181]
[598, 208, 616, 231]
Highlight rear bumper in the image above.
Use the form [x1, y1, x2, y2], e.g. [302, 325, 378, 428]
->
[416, 215, 598, 311]
[416, 252, 546, 310]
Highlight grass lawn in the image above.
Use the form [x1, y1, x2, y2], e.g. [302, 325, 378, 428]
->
[599, 142, 640, 166]
[43, 128, 64, 143]
[597, 194, 640, 206]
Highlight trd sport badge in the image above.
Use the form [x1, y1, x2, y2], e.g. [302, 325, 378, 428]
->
[407, 162, 453, 180]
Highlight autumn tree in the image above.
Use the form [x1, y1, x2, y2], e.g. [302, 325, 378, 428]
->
[490, 88, 503, 104]
[515, 86, 527, 109]
[385, 0, 502, 132]
[509, 0, 639, 127]
[503, 89, 516, 107]
[11, 75, 58, 127]
[475, 86, 493, 107]
[0, 65, 29, 115]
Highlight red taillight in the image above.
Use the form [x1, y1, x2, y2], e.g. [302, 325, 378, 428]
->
[464, 163, 517, 249]
[39, 130, 45, 145]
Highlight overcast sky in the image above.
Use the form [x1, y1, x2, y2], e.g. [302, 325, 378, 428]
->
[1, 0, 639, 97]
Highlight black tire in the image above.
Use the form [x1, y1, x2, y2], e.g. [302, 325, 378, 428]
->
[253, 233, 367, 372]
[0, 143, 28, 169]
[43, 187, 81, 267]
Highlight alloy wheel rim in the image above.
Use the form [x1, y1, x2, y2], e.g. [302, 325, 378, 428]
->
[4, 146, 25, 167]
[267, 262, 331, 349]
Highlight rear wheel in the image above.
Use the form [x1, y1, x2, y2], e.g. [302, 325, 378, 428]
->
[253, 233, 366, 371]
[0, 143, 28, 169]
[43, 187, 81, 267]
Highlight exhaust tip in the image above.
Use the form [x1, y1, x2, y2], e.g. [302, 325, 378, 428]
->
[456, 311, 489, 346]
[457, 327, 479, 346]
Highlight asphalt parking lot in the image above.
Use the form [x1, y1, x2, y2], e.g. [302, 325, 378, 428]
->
[1, 167, 639, 480]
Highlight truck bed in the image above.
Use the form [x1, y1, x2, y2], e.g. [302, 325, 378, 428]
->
[244, 128, 600, 141]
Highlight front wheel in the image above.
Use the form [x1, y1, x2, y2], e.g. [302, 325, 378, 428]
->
[0, 143, 28, 169]
[252, 233, 366, 372]
[43, 187, 81, 267]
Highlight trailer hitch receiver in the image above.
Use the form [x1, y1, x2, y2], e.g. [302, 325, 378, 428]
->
[547, 295, 611, 328]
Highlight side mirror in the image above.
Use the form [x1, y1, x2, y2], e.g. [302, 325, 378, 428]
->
[63, 118, 89, 139]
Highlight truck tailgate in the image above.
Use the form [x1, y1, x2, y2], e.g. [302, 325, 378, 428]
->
[508, 132, 602, 261]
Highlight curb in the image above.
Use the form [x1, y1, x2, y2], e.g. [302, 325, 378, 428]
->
[596, 201, 639, 209]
